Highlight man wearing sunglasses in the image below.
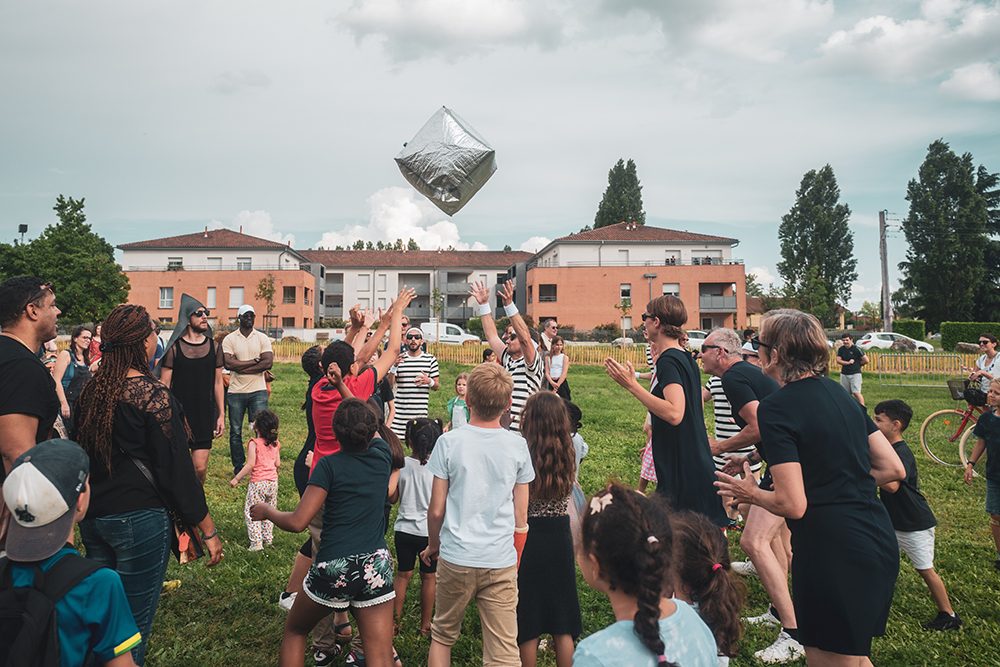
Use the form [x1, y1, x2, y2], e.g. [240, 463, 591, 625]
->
[471, 279, 542, 430]
[390, 328, 440, 438]
[223, 304, 274, 476]
[159, 294, 225, 483]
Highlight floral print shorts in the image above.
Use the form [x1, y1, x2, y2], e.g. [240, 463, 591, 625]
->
[303, 548, 396, 609]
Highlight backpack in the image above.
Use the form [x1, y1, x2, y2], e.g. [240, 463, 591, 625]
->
[0, 553, 103, 667]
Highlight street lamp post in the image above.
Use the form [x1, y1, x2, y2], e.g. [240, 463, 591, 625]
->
[643, 273, 657, 303]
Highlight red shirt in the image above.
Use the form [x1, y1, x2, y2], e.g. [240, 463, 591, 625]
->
[310, 367, 377, 472]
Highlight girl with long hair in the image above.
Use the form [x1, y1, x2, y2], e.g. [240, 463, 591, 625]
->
[574, 484, 717, 667]
[516, 392, 582, 667]
[74, 304, 222, 665]
[53, 324, 93, 432]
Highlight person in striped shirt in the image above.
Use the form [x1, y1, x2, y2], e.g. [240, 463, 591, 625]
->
[391, 328, 440, 438]
[470, 279, 542, 430]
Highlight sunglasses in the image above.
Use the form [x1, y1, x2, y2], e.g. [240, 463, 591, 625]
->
[406, 334, 422, 340]
[193, 309, 210, 318]
[641, 313, 656, 321]
[980, 340, 992, 345]
[701, 344, 722, 352]
[749, 336, 773, 351]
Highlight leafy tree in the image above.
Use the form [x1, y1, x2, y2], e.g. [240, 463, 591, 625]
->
[777, 165, 857, 314]
[614, 297, 632, 337]
[393, 239, 404, 252]
[0, 195, 129, 324]
[594, 159, 645, 228]
[365, 241, 374, 250]
[974, 165, 1000, 320]
[858, 300, 881, 328]
[745, 273, 765, 298]
[502, 244, 512, 252]
[897, 140, 989, 330]
[407, 238, 420, 251]
[255, 274, 276, 333]
[352, 239, 365, 250]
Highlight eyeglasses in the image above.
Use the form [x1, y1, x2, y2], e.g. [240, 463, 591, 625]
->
[193, 309, 210, 318]
[701, 344, 722, 352]
[503, 333, 517, 341]
[980, 340, 992, 345]
[749, 336, 772, 351]
[406, 334, 422, 340]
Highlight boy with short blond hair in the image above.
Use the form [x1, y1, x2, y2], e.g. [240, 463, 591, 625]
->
[875, 400, 961, 631]
[420, 363, 535, 666]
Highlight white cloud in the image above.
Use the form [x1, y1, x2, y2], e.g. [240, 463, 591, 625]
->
[519, 236, 550, 253]
[211, 210, 295, 247]
[314, 187, 489, 250]
[748, 265, 779, 287]
[940, 61, 1000, 100]
[211, 69, 271, 95]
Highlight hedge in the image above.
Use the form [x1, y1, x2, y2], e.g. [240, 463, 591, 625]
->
[941, 322, 1000, 352]
[893, 319, 925, 342]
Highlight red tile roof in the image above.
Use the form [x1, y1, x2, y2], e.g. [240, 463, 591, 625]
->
[553, 221, 737, 245]
[747, 296, 765, 314]
[118, 228, 290, 251]
[299, 249, 533, 269]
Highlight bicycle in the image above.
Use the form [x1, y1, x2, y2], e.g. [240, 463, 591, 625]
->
[919, 378, 986, 467]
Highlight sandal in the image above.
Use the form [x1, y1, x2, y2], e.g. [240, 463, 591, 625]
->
[334, 621, 354, 644]
[344, 648, 402, 666]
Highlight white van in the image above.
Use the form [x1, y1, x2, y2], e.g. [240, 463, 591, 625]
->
[420, 321, 481, 345]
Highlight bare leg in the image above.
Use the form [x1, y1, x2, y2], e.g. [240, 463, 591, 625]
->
[420, 572, 436, 634]
[428, 639, 452, 667]
[518, 638, 539, 667]
[280, 595, 340, 667]
[393, 570, 414, 629]
[853, 391, 865, 407]
[741, 506, 796, 629]
[917, 568, 954, 615]
[353, 601, 395, 667]
[285, 552, 312, 596]
[191, 449, 210, 484]
[990, 515, 1000, 553]
[804, 646, 872, 666]
[552, 634, 575, 667]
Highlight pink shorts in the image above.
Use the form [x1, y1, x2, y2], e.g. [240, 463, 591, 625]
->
[640, 440, 657, 483]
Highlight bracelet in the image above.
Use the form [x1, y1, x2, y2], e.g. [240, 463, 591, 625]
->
[201, 530, 218, 541]
[477, 303, 492, 317]
[503, 303, 519, 317]
[968, 461, 976, 466]
[514, 525, 529, 534]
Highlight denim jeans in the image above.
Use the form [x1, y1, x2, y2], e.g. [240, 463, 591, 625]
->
[79, 507, 171, 666]
[227, 389, 269, 474]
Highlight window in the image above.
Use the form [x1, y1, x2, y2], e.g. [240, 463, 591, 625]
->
[446, 325, 461, 335]
[282, 317, 295, 327]
[206, 287, 216, 309]
[539, 284, 557, 302]
[207, 257, 222, 270]
[662, 283, 680, 297]
[229, 287, 244, 308]
[620, 283, 632, 300]
[527, 286, 533, 304]
[664, 250, 680, 265]
[359, 274, 371, 292]
[618, 249, 630, 265]
[376, 274, 387, 291]
[167, 257, 183, 271]
[159, 287, 174, 309]
[236, 257, 252, 271]
[359, 298, 370, 310]
[377, 298, 387, 310]
[304, 287, 311, 306]
[283, 286, 296, 304]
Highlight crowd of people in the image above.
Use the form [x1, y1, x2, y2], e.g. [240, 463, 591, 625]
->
[1, 273, 999, 666]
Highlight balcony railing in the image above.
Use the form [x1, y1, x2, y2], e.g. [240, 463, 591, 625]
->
[125, 264, 311, 272]
[526, 258, 743, 270]
[699, 295, 737, 311]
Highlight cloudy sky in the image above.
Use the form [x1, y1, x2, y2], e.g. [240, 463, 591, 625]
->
[2, 0, 998, 308]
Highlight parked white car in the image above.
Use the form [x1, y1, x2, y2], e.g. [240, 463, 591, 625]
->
[856, 332, 933, 352]
[685, 330, 708, 351]
[420, 321, 481, 345]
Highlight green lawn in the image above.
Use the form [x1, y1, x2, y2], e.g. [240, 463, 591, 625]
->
[146, 362, 1000, 666]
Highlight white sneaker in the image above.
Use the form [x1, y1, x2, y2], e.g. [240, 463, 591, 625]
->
[278, 591, 296, 612]
[744, 609, 781, 627]
[754, 631, 805, 664]
[731, 560, 758, 577]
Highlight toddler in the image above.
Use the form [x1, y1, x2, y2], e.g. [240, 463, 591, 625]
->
[231, 409, 281, 551]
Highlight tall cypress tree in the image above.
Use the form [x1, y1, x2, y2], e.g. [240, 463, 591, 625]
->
[594, 158, 646, 228]
[776, 165, 857, 314]
[897, 140, 988, 330]
[974, 165, 1000, 320]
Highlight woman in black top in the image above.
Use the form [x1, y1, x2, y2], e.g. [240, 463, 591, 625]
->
[716, 309, 905, 662]
[605, 295, 727, 527]
[74, 304, 223, 666]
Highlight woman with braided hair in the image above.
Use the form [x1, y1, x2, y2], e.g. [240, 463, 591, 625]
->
[605, 295, 727, 527]
[574, 483, 717, 666]
[73, 304, 223, 665]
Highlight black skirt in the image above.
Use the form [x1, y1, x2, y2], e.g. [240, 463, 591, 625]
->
[516, 515, 582, 644]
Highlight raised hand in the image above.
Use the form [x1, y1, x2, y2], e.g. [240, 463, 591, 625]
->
[393, 286, 417, 312]
[498, 279, 515, 306]
[361, 308, 377, 329]
[469, 281, 491, 306]
[348, 304, 365, 329]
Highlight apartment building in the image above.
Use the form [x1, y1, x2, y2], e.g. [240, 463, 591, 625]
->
[525, 221, 747, 331]
[298, 249, 533, 324]
[118, 229, 319, 329]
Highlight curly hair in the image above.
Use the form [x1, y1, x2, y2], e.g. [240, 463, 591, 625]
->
[253, 409, 280, 447]
[520, 392, 575, 500]
[75, 304, 156, 471]
[405, 418, 442, 465]
[670, 511, 745, 657]
[301, 345, 324, 380]
[333, 398, 378, 453]
[581, 484, 676, 666]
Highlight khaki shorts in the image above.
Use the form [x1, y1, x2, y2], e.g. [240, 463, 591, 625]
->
[432, 559, 519, 666]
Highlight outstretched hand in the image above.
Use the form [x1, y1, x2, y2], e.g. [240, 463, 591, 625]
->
[715, 461, 758, 505]
[348, 304, 365, 329]
[469, 281, 491, 306]
[604, 357, 638, 390]
[393, 286, 417, 313]
[498, 279, 515, 306]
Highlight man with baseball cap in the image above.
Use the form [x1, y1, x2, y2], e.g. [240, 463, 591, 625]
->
[2, 439, 141, 666]
[222, 304, 273, 475]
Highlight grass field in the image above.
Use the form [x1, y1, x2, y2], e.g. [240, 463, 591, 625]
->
[146, 362, 1000, 666]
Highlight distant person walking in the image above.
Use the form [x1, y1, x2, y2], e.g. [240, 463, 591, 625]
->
[391, 327, 440, 439]
[223, 304, 273, 476]
[159, 295, 225, 483]
[53, 324, 93, 434]
[836, 333, 868, 406]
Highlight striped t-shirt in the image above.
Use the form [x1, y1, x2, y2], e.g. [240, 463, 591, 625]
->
[502, 348, 543, 430]
[391, 352, 440, 438]
[706, 375, 761, 472]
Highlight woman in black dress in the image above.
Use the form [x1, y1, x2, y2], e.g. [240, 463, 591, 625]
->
[605, 295, 727, 527]
[716, 309, 905, 665]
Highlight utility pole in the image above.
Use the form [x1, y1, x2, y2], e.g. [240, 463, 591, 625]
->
[879, 210, 892, 332]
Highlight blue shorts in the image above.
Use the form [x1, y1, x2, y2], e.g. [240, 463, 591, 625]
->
[986, 479, 1000, 516]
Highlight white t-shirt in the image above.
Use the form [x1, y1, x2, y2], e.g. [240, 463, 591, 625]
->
[394, 456, 435, 537]
[977, 353, 998, 393]
[426, 425, 535, 568]
[549, 353, 566, 381]
[572, 432, 589, 480]
[221, 329, 272, 394]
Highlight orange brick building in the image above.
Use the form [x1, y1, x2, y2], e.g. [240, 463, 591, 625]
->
[524, 222, 747, 331]
[118, 229, 319, 330]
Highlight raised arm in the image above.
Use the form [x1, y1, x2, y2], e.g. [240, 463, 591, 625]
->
[470, 281, 506, 357]
[355, 309, 389, 366]
[499, 280, 536, 367]
[372, 288, 415, 382]
[251, 484, 327, 533]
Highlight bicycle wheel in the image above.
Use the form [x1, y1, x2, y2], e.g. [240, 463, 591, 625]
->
[959, 425, 980, 477]
[919, 409, 972, 466]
